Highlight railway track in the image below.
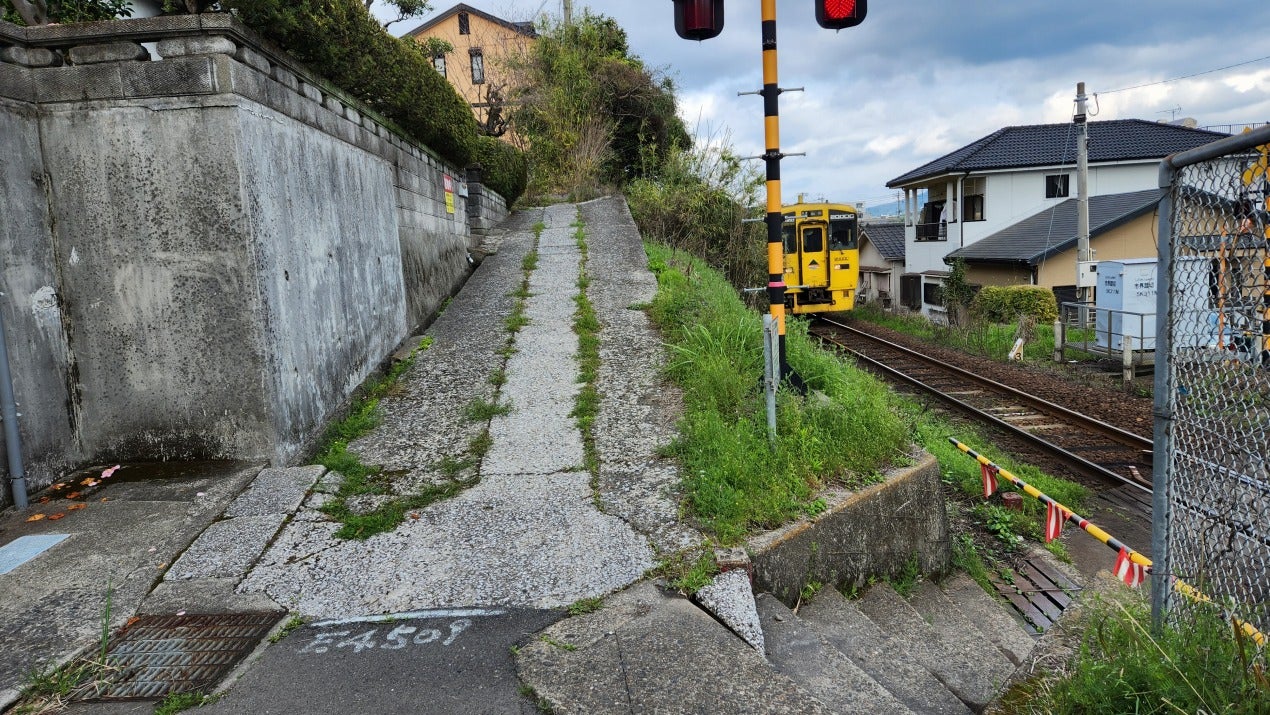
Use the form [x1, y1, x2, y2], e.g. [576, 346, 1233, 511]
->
[810, 316, 1154, 493]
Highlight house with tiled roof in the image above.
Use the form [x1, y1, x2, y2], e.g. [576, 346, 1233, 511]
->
[885, 119, 1228, 317]
[858, 222, 905, 308]
[403, 3, 537, 138]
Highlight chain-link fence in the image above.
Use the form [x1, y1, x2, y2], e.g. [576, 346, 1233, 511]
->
[1155, 125, 1270, 630]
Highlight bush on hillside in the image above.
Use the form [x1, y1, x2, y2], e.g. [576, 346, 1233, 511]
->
[221, 0, 482, 169]
[472, 135, 528, 204]
[972, 285, 1058, 324]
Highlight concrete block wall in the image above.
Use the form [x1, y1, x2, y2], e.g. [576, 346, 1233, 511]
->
[0, 16, 510, 502]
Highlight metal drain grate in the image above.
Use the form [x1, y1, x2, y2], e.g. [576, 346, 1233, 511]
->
[991, 556, 1082, 636]
[80, 612, 281, 700]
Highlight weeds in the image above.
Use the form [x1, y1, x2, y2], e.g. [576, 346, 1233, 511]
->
[890, 553, 922, 597]
[269, 615, 305, 644]
[155, 691, 214, 714]
[654, 549, 719, 595]
[567, 597, 604, 616]
[1005, 596, 1270, 714]
[539, 635, 577, 652]
[463, 397, 512, 423]
[570, 213, 603, 496]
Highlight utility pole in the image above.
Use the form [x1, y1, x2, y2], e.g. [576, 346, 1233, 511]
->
[1075, 82, 1092, 308]
[562, 0, 571, 25]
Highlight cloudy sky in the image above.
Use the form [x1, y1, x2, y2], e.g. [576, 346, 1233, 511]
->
[378, 1, 1270, 212]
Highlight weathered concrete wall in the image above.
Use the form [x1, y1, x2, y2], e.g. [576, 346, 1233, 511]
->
[749, 451, 952, 606]
[0, 16, 510, 499]
[0, 91, 78, 488]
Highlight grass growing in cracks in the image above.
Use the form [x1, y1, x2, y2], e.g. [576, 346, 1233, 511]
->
[569, 213, 603, 492]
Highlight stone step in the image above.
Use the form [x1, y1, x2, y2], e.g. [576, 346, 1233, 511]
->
[856, 582, 1012, 711]
[798, 587, 971, 715]
[907, 578, 1020, 681]
[755, 594, 913, 715]
[516, 582, 835, 714]
[938, 573, 1038, 667]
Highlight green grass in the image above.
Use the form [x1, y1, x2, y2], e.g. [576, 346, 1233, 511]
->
[567, 597, 604, 616]
[463, 397, 512, 423]
[852, 303, 1100, 363]
[155, 692, 214, 714]
[654, 550, 720, 594]
[570, 214, 603, 484]
[1004, 597, 1270, 714]
[269, 615, 305, 644]
[646, 244, 910, 543]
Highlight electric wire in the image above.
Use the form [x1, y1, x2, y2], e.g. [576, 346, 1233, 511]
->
[1097, 54, 1270, 95]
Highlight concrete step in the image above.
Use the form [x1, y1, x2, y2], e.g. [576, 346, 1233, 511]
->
[755, 594, 913, 715]
[799, 587, 972, 715]
[516, 582, 835, 714]
[938, 573, 1038, 667]
[856, 582, 1012, 711]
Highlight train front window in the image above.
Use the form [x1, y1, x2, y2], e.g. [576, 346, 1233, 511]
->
[802, 227, 824, 253]
[829, 218, 857, 250]
[783, 221, 797, 253]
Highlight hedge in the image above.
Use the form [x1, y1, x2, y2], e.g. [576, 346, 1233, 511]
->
[971, 285, 1059, 323]
[472, 135, 528, 204]
[222, 0, 516, 187]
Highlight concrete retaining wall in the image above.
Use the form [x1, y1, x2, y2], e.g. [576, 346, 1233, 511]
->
[749, 451, 952, 606]
[0, 16, 510, 501]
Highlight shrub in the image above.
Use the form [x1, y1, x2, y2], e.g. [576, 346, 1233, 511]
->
[971, 285, 1058, 324]
[472, 135, 528, 204]
[222, 0, 481, 168]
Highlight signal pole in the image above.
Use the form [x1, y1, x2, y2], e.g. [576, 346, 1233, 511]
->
[759, 0, 794, 384]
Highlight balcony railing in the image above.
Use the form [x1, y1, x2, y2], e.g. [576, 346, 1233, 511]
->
[915, 222, 946, 241]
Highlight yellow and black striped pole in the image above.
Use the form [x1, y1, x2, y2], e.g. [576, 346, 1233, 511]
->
[1262, 255, 1270, 366]
[759, 0, 796, 385]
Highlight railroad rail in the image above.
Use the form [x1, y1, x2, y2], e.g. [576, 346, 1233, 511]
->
[811, 317, 1154, 492]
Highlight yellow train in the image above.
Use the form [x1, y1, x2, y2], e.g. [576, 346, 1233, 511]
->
[781, 200, 860, 314]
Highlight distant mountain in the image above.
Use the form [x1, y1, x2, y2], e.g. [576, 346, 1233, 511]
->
[862, 200, 903, 220]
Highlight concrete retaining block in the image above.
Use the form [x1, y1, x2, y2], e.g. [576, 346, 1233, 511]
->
[67, 41, 148, 64]
[749, 450, 951, 606]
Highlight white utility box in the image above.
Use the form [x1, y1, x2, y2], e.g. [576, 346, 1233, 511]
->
[1096, 259, 1158, 350]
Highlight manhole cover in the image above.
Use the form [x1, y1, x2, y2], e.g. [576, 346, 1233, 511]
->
[990, 556, 1082, 635]
[79, 612, 281, 700]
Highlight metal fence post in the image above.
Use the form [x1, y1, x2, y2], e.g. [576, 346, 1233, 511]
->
[1151, 160, 1175, 630]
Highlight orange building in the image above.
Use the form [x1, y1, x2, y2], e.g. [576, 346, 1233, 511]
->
[403, 3, 536, 137]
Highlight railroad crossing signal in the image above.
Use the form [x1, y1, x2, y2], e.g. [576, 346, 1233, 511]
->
[816, 0, 867, 29]
[672, 0, 725, 41]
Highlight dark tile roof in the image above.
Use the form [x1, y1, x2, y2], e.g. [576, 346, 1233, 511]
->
[887, 119, 1228, 187]
[945, 189, 1163, 266]
[861, 222, 905, 261]
[404, 2, 537, 39]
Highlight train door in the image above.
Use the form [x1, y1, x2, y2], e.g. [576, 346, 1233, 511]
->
[800, 224, 829, 288]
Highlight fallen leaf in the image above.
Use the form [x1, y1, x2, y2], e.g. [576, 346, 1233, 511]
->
[101, 465, 121, 479]
[51, 483, 66, 490]
[409, 512, 421, 520]
[67, 503, 86, 511]
[48, 513, 66, 521]
[100, 497, 110, 503]
[156, 563, 167, 569]
[25, 514, 46, 522]
[66, 491, 80, 499]
[81, 478, 95, 486]
[125, 616, 141, 628]
[38, 496, 50, 504]
[86, 480, 100, 487]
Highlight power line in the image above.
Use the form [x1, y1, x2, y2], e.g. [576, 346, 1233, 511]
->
[1099, 54, 1270, 95]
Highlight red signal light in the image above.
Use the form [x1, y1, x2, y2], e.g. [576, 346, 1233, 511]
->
[816, 0, 866, 29]
[673, 0, 725, 41]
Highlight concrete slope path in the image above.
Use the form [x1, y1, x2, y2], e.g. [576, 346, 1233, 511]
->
[238, 201, 662, 619]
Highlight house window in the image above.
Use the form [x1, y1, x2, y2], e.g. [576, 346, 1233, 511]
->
[432, 54, 446, 77]
[470, 49, 485, 84]
[458, 12, 470, 34]
[923, 282, 944, 307]
[963, 177, 985, 222]
[901, 275, 921, 310]
[1046, 174, 1070, 199]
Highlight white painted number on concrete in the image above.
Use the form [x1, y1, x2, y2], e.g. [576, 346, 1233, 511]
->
[299, 620, 472, 655]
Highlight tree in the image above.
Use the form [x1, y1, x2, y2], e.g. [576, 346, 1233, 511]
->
[2, 0, 132, 25]
[364, 0, 429, 29]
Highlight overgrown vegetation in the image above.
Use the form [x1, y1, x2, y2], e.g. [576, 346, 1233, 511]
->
[507, 12, 689, 200]
[972, 285, 1059, 324]
[2, 0, 130, 25]
[569, 214, 603, 482]
[1002, 597, 1270, 714]
[646, 244, 909, 543]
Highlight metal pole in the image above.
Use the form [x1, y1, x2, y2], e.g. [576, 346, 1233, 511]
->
[0, 302, 29, 509]
[759, 0, 792, 386]
[763, 315, 777, 442]
[1151, 162, 1176, 630]
[1075, 82, 1092, 309]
